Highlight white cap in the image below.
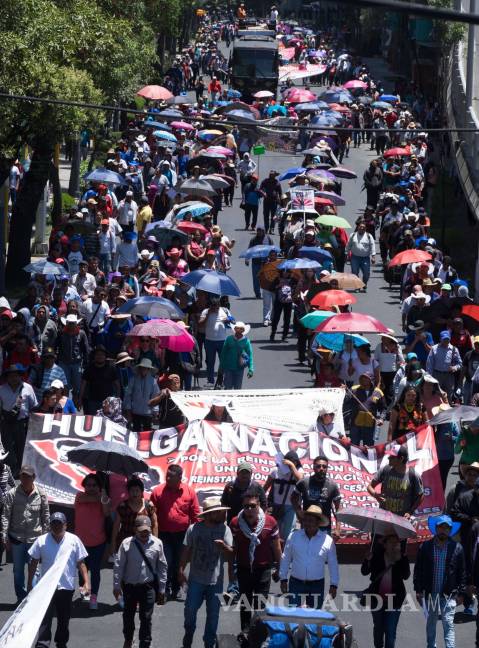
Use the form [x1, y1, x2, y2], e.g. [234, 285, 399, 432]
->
[50, 379, 64, 389]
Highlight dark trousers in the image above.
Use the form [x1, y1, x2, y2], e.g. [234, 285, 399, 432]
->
[82, 399, 103, 416]
[271, 301, 293, 339]
[439, 458, 454, 491]
[380, 371, 395, 406]
[36, 589, 74, 648]
[80, 543, 106, 595]
[132, 414, 152, 432]
[224, 186, 234, 205]
[237, 566, 271, 632]
[159, 530, 186, 595]
[296, 320, 308, 362]
[0, 417, 28, 476]
[244, 204, 258, 229]
[263, 200, 277, 232]
[371, 608, 401, 648]
[122, 582, 155, 648]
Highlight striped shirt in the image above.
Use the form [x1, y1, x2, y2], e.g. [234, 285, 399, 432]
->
[30, 364, 68, 400]
[0, 465, 15, 505]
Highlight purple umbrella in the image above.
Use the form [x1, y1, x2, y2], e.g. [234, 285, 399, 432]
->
[306, 169, 337, 181]
[315, 190, 346, 206]
[328, 166, 358, 180]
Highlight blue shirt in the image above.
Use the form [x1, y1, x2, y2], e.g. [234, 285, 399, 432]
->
[426, 344, 462, 374]
[404, 331, 434, 365]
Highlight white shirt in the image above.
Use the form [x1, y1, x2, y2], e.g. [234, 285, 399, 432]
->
[200, 307, 231, 341]
[270, 8, 278, 20]
[373, 343, 404, 373]
[0, 381, 38, 419]
[117, 199, 138, 226]
[29, 531, 88, 590]
[350, 357, 379, 384]
[81, 299, 110, 328]
[72, 272, 96, 297]
[279, 529, 339, 585]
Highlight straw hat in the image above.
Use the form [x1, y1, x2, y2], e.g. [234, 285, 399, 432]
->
[304, 505, 329, 527]
[198, 496, 230, 517]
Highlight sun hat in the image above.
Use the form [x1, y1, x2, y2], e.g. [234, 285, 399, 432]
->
[61, 314, 82, 326]
[115, 352, 134, 365]
[428, 514, 460, 537]
[135, 358, 157, 372]
[233, 321, 251, 335]
[304, 505, 329, 527]
[198, 496, 230, 517]
[139, 249, 154, 260]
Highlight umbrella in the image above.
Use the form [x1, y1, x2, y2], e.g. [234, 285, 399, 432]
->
[294, 102, 322, 113]
[177, 178, 217, 197]
[153, 130, 178, 143]
[137, 85, 173, 101]
[167, 95, 192, 105]
[253, 90, 275, 99]
[227, 89, 242, 98]
[68, 440, 149, 476]
[127, 318, 186, 339]
[298, 246, 333, 262]
[307, 169, 337, 182]
[176, 221, 208, 234]
[181, 269, 241, 296]
[343, 80, 368, 90]
[315, 312, 390, 334]
[158, 329, 196, 352]
[427, 405, 479, 426]
[278, 258, 322, 271]
[239, 245, 281, 260]
[285, 89, 317, 103]
[170, 121, 195, 131]
[462, 305, 479, 322]
[23, 260, 63, 276]
[388, 250, 432, 267]
[143, 121, 172, 131]
[279, 167, 306, 181]
[83, 168, 126, 185]
[358, 96, 373, 105]
[320, 272, 365, 290]
[266, 104, 288, 117]
[328, 166, 357, 179]
[197, 129, 224, 140]
[337, 506, 417, 540]
[117, 296, 184, 320]
[311, 290, 357, 308]
[147, 226, 188, 247]
[199, 175, 230, 189]
[227, 109, 257, 122]
[302, 146, 330, 156]
[321, 91, 353, 104]
[158, 108, 183, 118]
[205, 146, 235, 157]
[315, 214, 351, 229]
[379, 94, 399, 103]
[197, 151, 226, 159]
[314, 191, 346, 207]
[175, 203, 211, 219]
[383, 147, 410, 158]
[315, 332, 370, 352]
[300, 311, 337, 329]
[371, 101, 392, 110]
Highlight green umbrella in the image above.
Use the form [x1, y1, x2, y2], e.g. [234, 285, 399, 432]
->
[315, 214, 351, 229]
[300, 311, 335, 329]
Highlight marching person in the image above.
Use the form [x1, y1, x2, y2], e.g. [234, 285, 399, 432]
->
[264, 451, 304, 541]
[178, 497, 233, 648]
[345, 220, 376, 292]
[221, 462, 267, 523]
[114, 516, 167, 648]
[28, 512, 89, 648]
[279, 505, 339, 608]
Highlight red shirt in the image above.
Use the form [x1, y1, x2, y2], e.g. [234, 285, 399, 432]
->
[151, 482, 200, 533]
[230, 514, 279, 569]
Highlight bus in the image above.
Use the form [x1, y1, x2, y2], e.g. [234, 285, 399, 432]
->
[230, 31, 279, 100]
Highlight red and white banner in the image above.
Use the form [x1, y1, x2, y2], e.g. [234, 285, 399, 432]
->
[279, 63, 327, 81]
[23, 414, 443, 542]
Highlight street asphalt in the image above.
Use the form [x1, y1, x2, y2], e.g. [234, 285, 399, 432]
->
[0, 70, 473, 648]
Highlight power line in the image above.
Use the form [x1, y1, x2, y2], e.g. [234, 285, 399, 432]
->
[329, 0, 479, 25]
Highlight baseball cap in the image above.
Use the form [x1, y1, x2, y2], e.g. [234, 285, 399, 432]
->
[134, 516, 152, 532]
[50, 512, 67, 524]
[441, 283, 452, 291]
[50, 379, 64, 389]
[237, 461, 253, 474]
[440, 330, 451, 341]
[19, 464, 35, 477]
[406, 352, 418, 361]
[386, 444, 408, 461]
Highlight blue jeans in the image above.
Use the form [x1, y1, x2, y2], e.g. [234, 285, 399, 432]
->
[288, 576, 324, 608]
[204, 339, 224, 384]
[99, 253, 112, 274]
[252, 259, 262, 298]
[350, 425, 375, 446]
[83, 543, 106, 596]
[278, 505, 296, 540]
[350, 255, 371, 284]
[59, 362, 82, 400]
[263, 289, 274, 322]
[183, 578, 223, 648]
[223, 369, 244, 390]
[426, 595, 456, 648]
[372, 608, 401, 648]
[11, 541, 33, 600]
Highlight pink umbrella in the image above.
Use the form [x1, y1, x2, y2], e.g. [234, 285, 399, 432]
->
[253, 90, 275, 99]
[284, 88, 317, 103]
[158, 329, 195, 352]
[176, 221, 208, 234]
[343, 80, 368, 90]
[315, 313, 391, 334]
[170, 121, 195, 131]
[205, 146, 235, 157]
[137, 85, 173, 101]
[127, 318, 184, 338]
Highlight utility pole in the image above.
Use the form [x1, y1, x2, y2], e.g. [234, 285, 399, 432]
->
[466, 0, 477, 108]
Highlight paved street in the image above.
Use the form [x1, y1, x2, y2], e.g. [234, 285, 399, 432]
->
[0, 64, 472, 648]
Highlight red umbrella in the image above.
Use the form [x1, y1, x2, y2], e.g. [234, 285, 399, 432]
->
[137, 85, 173, 101]
[315, 197, 334, 207]
[310, 290, 357, 308]
[383, 147, 411, 158]
[176, 221, 208, 234]
[388, 249, 432, 267]
[462, 304, 479, 322]
[315, 312, 390, 334]
[285, 88, 317, 103]
[206, 146, 235, 157]
[127, 319, 184, 338]
[343, 80, 368, 90]
[327, 103, 351, 113]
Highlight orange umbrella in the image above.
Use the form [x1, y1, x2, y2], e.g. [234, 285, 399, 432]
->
[320, 272, 365, 290]
[389, 250, 432, 267]
[311, 289, 357, 308]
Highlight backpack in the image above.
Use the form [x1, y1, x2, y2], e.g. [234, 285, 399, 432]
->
[278, 284, 292, 304]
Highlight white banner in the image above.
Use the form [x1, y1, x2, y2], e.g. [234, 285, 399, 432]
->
[0, 546, 71, 648]
[171, 388, 345, 433]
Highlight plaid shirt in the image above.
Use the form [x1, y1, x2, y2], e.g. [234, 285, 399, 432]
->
[30, 363, 67, 400]
[432, 540, 447, 594]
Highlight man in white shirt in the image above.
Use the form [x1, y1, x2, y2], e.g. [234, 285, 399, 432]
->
[279, 505, 339, 608]
[117, 191, 138, 232]
[72, 260, 96, 300]
[81, 286, 110, 339]
[199, 300, 232, 387]
[28, 512, 89, 648]
[345, 220, 376, 292]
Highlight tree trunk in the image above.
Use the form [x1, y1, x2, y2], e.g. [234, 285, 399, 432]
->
[6, 145, 53, 288]
[68, 136, 81, 197]
[50, 161, 63, 227]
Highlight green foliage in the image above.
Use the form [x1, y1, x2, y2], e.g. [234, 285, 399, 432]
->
[61, 192, 77, 211]
[428, 0, 466, 46]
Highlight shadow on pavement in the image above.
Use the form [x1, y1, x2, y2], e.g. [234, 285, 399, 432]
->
[71, 601, 119, 618]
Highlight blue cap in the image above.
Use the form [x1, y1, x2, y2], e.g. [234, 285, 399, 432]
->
[406, 352, 418, 361]
[440, 330, 451, 341]
[70, 234, 82, 242]
[123, 231, 137, 241]
[452, 279, 468, 288]
[50, 512, 67, 524]
[415, 236, 428, 247]
[428, 514, 460, 537]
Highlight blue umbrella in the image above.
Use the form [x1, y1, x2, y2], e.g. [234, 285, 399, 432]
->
[228, 109, 257, 122]
[266, 104, 288, 116]
[24, 260, 63, 275]
[278, 258, 322, 271]
[143, 121, 172, 131]
[116, 296, 184, 320]
[153, 130, 178, 143]
[315, 332, 370, 352]
[298, 246, 333, 262]
[181, 269, 241, 296]
[295, 103, 321, 113]
[278, 167, 306, 181]
[158, 108, 183, 118]
[175, 204, 212, 219]
[379, 94, 399, 103]
[239, 245, 281, 260]
[311, 115, 339, 128]
[371, 101, 392, 110]
[227, 89, 242, 99]
[321, 91, 353, 104]
[83, 168, 126, 185]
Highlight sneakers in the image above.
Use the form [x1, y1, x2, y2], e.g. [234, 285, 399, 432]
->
[464, 606, 475, 615]
[263, 320, 270, 326]
[204, 382, 215, 390]
[80, 588, 90, 602]
[89, 594, 98, 610]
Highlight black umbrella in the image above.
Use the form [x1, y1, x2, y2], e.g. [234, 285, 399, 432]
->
[427, 405, 479, 426]
[67, 440, 149, 476]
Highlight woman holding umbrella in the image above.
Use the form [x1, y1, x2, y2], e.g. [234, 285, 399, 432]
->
[361, 533, 410, 648]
